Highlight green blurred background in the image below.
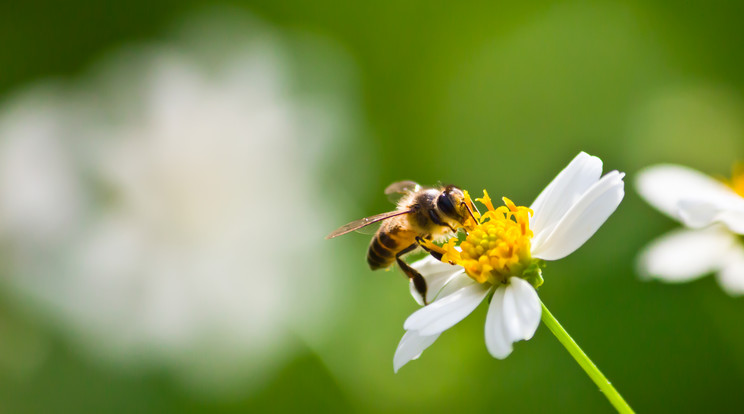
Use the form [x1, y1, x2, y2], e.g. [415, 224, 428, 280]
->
[1, 1, 744, 413]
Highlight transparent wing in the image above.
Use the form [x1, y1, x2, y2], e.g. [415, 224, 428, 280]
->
[355, 221, 382, 235]
[325, 209, 413, 239]
[385, 180, 421, 195]
[384, 180, 421, 204]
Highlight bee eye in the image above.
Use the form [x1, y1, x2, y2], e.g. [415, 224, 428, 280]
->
[437, 192, 457, 218]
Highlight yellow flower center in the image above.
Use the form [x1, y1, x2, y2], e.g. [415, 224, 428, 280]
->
[727, 163, 744, 198]
[424, 190, 535, 285]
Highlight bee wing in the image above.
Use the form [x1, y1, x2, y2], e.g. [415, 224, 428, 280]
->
[384, 180, 421, 204]
[384, 180, 421, 195]
[354, 220, 383, 235]
[325, 209, 414, 239]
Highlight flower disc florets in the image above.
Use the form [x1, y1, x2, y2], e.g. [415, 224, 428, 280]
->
[425, 190, 540, 285]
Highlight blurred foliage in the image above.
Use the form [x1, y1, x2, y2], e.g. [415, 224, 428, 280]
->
[1, 0, 744, 413]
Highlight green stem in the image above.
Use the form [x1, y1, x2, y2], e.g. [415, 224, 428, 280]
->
[540, 300, 634, 414]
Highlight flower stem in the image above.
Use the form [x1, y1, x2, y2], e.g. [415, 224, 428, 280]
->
[540, 300, 634, 414]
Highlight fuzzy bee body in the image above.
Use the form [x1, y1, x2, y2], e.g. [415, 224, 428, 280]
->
[367, 223, 417, 270]
[367, 188, 459, 270]
[327, 182, 471, 303]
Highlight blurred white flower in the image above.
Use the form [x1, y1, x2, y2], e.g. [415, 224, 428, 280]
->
[636, 164, 744, 295]
[394, 152, 625, 372]
[0, 13, 356, 393]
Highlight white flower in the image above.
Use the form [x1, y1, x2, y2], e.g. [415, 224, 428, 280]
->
[0, 13, 357, 393]
[394, 152, 625, 372]
[636, 164, 744, 295]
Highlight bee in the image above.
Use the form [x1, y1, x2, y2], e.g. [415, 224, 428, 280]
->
[326, 181, 474, 303]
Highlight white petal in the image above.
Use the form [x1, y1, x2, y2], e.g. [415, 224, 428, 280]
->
[435, 271, 475, 300]
[637, 227, 735, 283]
[393, 330, 441, 373]
[411, 254, 457, 275]
[678, 198, 744, 235]
[635, 164, 740, 221]
[505, 277, 541, 340]
[484, 286, 511, 358]
[717, 245, 744, 296]
[530, 152, 602, 239]
[410, 269, 474, 306]
[484, 279, 541, 360]
[403, 283, 491, 336]
[531, 171, 624, 260]
[409, 256, 465, 306]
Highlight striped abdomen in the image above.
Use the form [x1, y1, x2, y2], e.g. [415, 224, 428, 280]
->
[367, 225, 416, 270]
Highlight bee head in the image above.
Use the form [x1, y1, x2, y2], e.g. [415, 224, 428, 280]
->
[437, 185, 467, 223]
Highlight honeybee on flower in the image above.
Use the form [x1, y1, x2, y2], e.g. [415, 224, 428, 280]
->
[327, 152, 633, 411]
[393, 152, 625, 372]
[327, 183, 472, 303]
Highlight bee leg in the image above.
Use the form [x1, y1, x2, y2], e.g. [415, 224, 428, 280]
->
[396, 243, 429, 305]
[427, 209, 456, 233]
[415, 236, 443, 261]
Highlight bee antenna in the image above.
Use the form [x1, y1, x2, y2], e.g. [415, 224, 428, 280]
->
[461, 201, 478, 224]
